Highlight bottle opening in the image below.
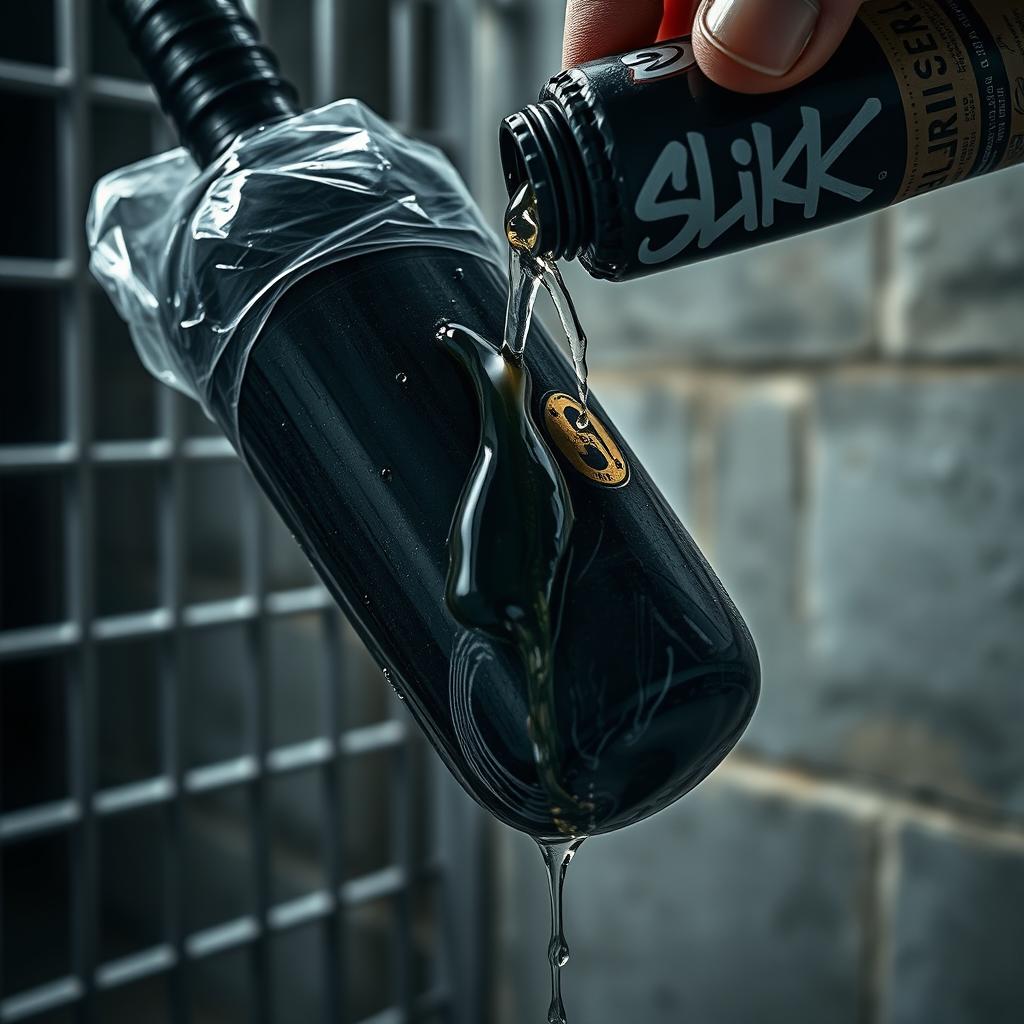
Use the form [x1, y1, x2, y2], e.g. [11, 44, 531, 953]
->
[500, 101, 590, 262]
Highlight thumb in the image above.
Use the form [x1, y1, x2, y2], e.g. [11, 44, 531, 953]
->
[692, 0, 864, 94]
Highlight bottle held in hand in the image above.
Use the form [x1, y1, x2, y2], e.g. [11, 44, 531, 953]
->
[501, 0, 1024, 280]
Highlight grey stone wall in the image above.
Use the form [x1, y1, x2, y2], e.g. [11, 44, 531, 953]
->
[493, 164, 1024, 1023]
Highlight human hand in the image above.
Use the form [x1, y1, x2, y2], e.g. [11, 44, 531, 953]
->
[563, 0, 864, 94]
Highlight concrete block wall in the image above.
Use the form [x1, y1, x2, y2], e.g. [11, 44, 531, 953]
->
[493, 166, 1024, 1023]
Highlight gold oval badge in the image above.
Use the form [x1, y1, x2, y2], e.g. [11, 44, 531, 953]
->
[542, 393, 629, 487]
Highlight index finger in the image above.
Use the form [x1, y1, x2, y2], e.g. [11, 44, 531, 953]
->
[562, 0, 665, 68]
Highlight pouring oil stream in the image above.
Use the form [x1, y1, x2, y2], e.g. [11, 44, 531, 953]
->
[437, 320, 590, 1020]
[438, 182, 597, 1023]
[504, 184, 591, 429]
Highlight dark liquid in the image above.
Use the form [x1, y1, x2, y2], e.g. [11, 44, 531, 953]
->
[438, 323, 591, 827]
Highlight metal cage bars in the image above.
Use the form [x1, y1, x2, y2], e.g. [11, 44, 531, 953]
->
[0, 0, 486, 1021]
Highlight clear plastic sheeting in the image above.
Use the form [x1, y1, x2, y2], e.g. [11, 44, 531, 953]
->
[87, 99, 503, 444]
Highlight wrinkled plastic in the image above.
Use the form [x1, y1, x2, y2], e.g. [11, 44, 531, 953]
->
[87, 99, 504, 445]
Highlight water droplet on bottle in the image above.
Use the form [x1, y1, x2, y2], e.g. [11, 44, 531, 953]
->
[380, 468, 393, 482]
[395, 371, 408, 385]
[452, 266, 464, 281]
[361, 594, 371, 606]
[575, 413, 589, 431]
[382, 667, 391, 681]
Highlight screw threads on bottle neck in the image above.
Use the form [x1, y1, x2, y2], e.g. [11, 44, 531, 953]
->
[110, 0, 300, 167]
[500, 99, 592, 261]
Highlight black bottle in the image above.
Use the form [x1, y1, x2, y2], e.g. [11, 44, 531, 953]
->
[101, 0, 759, 839]
[500, 0, 1024, 281]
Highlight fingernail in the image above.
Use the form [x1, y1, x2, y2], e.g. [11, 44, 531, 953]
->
[701, 0, 820, 77]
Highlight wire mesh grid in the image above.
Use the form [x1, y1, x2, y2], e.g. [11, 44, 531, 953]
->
[0, 1, 487, 1021]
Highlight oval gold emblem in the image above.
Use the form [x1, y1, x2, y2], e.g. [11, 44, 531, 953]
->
[542, 393, 629, 487]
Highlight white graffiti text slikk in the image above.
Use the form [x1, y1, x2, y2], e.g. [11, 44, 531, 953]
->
[635, 97, 883, 264]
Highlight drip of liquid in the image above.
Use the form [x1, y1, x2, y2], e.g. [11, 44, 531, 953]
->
[505, 181, 540, 253]
[539, 837, 586, 1024]
[504, 185, 591, 429]
[439, 188, 600, 1024]
[437, 324, 590, 826]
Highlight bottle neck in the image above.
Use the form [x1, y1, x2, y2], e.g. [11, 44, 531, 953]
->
[500, 99, 592, 262]
[110, 0, 300, 168]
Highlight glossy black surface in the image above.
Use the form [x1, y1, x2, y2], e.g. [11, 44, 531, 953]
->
[237, 247, 759, 838]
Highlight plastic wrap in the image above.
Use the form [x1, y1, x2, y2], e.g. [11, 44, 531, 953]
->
[87, 99, 504, 444]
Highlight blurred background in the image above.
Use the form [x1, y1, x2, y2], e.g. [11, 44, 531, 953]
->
[1, 1, 1022, 1023]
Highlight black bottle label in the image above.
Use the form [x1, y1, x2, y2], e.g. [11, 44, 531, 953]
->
[548, 0, 1024, 279]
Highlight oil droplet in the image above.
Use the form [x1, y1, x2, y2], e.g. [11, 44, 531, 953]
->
[380, 468, 393, 482]
[539, 837, 586, 1024]
[505, 182, 540, 253]
[395, 371, 408, 385]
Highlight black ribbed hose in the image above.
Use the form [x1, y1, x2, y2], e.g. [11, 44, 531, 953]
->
[109, 0, 300, 166]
